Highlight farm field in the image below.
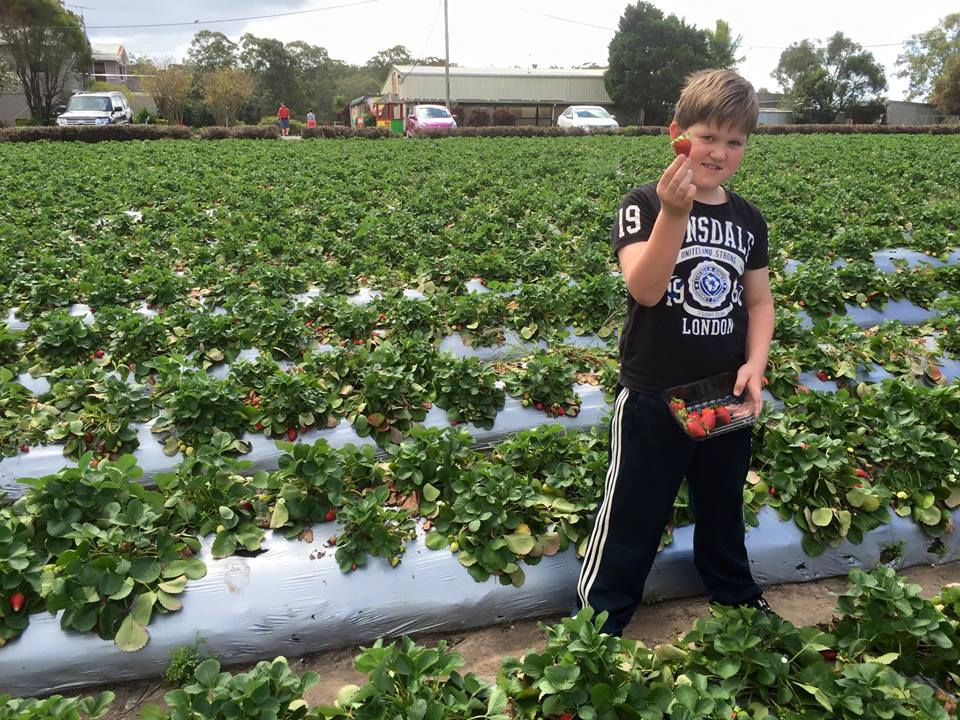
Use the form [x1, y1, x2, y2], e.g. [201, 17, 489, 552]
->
[1, 134, 959, 715]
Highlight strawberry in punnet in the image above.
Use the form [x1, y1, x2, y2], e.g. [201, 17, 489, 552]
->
[10, 592, 25, 612]
[686, 419, 707, 438]
[714, 405, 732, 426]
[286, 427, 298, 441]
[700, 407, 716, 431]
[671, 131, 692, 156]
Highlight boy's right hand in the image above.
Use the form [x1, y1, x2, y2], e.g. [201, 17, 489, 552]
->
[657, 155, 696, 218]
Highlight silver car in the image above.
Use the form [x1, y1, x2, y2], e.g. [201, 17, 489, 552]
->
[557, 105, 619, 131]
[56, 91, 133, 126]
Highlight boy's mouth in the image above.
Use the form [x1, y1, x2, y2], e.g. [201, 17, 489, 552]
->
[702, 162, 723, 171]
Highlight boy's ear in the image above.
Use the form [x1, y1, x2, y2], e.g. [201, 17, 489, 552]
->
[669, 120, 681, 139]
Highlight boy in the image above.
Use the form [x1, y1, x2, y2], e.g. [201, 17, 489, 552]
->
[576, 69, 776, 636]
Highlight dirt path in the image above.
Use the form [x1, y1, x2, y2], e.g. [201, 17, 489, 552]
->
[85, 561, 960, 718]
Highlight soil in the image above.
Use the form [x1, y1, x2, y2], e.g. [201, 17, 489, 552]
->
[88, 560, 960, 718]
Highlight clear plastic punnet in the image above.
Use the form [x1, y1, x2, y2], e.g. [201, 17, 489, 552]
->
[662, 371, 757, 440]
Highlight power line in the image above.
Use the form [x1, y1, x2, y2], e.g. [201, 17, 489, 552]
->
[0, 0, 382, 30]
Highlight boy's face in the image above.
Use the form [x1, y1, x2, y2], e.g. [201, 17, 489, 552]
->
[670, 120, 748, 195]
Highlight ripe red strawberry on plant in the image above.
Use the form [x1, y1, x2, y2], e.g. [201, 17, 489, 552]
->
[325, 509, 336, 522]
[9, 592, 25, 612]
[287, 427, 298, 441]
[816, 370, 830, 382]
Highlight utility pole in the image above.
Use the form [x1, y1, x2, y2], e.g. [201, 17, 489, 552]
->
[443, 0, 451, 109]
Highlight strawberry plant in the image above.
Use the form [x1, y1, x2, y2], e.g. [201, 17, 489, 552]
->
[504, 276, 572, 340]
[27, 310, 103, 370]
[249, 370, 339, 438]
[236, 296, 310, 359]
[96, 307, 169, 375]
[679, 605, 836, 715]
[431, 353, 505, 429]
[320, 636, 507, 720]
[567, 271, 626, 338]
[333, 485, 416, 572]
[441, 292, 507, 347]
[0, 691, 115, 720]
[338, 442, 388, 491]
[0, 508, 44, 647]
[0, 368, 46, 457]
[832, 663, 952, 719]
[378, 291, 444, 338]
[263, 439, 344, 538]
[507, 349, 581, 418]
[155, 433, 264, 558]
[349, 346, 428, 445]
[498, 607, 672, 719]
[168, 310, 248, 368]
[151, 656, 319, 720]
[20, 454, 205, 650]
[426, 462, 553, 586]
[45, 366, 152, 460]
[384, 425, 476, 515]
[0, 324, 20, 370]
[152, 367, 250, 456]
[493, 425, 607, 555]
[832, 567, 959, 685]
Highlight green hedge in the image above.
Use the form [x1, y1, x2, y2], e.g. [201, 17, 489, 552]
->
[196, 125, 281, 140]
[2, 122, 958, 143]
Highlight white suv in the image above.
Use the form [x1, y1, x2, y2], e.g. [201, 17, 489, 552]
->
[56, 91, 133, 126]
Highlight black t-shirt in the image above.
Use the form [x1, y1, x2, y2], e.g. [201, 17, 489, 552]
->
[611, 182, 769, 393]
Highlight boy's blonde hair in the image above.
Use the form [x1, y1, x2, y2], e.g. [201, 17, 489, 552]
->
[674, 69, 759, 136]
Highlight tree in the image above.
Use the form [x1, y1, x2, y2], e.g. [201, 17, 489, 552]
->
[238, 33, 303, 121]
[365, 45, 415, 76]
[287, 40, 343, 122]
[605, 2, 712, 125]
[186, 30, 238, 73]
[931, 54, 960, 114]
[896, 14, 960, 108]
[0, 0, 91, 121]
[773, 33, 886, 123]
[704, 19, 743, 69]
[0, 59, 13, 91]
[142, 65, 192, 124]
[201, 68, 254, 126]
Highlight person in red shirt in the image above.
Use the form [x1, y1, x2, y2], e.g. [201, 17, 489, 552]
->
[277, 102, 291, 136]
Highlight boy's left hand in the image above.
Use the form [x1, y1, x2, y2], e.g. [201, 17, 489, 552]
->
[731, 363, 764, 418]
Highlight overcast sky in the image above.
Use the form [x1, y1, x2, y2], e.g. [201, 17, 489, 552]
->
[83, 0, 956, 101]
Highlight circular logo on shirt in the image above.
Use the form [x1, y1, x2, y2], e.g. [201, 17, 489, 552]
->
[688, 261, 731, 308]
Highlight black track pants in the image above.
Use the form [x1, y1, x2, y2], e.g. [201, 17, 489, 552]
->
[576, 385, 761, 636]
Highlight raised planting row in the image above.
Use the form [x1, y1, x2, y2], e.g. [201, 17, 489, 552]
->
[2, 373, 959, 651]
[4, 567, 959, 719]
[3, 306, 958, 465]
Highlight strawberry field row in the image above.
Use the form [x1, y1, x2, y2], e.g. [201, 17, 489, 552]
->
[2, 373, 959, 652]
[5, 568, 960, 718]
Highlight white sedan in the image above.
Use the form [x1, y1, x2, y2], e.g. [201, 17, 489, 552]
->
[557, 105, 619, 130]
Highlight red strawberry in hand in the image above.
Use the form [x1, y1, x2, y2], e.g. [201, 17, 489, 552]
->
[10, 592, 25, 612]
[671, 132, 692, 156]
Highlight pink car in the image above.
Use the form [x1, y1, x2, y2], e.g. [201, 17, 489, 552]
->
[405, 104, 458, 136]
